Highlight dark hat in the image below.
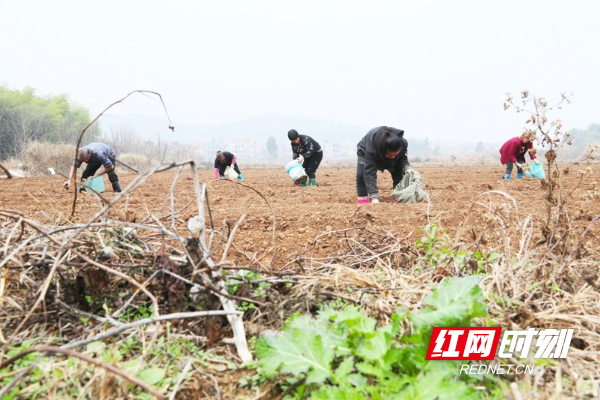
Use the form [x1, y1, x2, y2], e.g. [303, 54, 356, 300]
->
[288, 129, 299, 140]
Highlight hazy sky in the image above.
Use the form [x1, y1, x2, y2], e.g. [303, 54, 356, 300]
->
[1, 0, 598, 141]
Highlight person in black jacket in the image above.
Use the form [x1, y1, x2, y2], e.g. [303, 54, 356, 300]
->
[213, 151, 243, 180]
[356, 126, 412, 204]
[288, 129, 323, 186]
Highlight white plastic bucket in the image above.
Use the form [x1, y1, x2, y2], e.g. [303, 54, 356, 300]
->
[285, 160, 307, 184]
[525, 162, 545, 179]
[223, 166, 238, 181]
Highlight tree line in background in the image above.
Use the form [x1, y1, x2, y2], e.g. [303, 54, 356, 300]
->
[570, 124, 600, 152]
[0, 86, 198, 175]
[0, 85, 100, 160]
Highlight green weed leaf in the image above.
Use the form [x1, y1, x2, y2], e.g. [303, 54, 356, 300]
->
[137, 368, 166, 385]
[310, 386, 367, 400]
[333, 357, 354, 382]
[356, 331, 388, 364]
[256, 327, 335, 384]
[413, 276, 485, 331]
[396, 371, 478, 400]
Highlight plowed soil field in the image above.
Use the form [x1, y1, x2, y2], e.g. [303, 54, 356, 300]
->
[2, 164, 599, 267]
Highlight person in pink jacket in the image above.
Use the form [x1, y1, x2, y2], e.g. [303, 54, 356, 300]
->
[499, 133, 537, 179]
[213, 151, 243, 180]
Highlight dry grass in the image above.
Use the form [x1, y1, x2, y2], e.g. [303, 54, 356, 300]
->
[118, 152, 154, 172]
[21, 141, 75, 176]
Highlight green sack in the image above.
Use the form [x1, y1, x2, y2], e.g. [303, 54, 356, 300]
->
[391, 170, 429, 203]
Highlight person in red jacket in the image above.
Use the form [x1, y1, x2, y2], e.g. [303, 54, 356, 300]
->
[499, 133, 537, 179]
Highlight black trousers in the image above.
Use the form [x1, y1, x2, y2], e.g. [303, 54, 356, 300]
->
[356, 162, 404, 197]
[303, 151, 323, 179]
[81, 163, 119, 184]
[505, 153, 526, 174]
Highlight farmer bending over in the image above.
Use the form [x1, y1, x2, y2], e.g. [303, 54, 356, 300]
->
[499, 132, 537, 179]
[288, 129, 323, 187]
[356, 126, 412, 204]
[64, 143, 122, 192]
[214, 151, 243, 180]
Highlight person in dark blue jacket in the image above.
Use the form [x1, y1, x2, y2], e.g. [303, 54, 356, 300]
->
[356, 126, 412, 203]
[288, 129, 323, 186]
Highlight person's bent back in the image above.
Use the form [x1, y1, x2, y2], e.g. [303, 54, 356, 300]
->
[356, 126, 412, 203]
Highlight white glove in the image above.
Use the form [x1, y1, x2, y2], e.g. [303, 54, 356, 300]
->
[296, 155, 304, 163]
[405, 168, 413, 175]
[533, 160, 540, 164]
[516, 163, 525, 169]
[371, 199, 379, 204]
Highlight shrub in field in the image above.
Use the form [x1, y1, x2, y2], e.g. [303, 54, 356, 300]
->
[505, 91, 597, 258]
[416, 223, 502, 272]
[22, 141, 74, 176]
[118, 152, 154, 172]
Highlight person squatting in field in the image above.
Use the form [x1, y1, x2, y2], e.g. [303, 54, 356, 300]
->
[214, 151, 243, 180]
[63, 142, 122, 192]
[499, 132, 537, 179]
[356, 126, 413, 204]
[288, 129, 323, 187]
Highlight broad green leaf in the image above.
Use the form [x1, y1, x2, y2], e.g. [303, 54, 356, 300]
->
[333, 357, 354, 382]
[86, 342, 106, 353]
[395, 371, 478, 400]
[423, 276, 482, 310]
[413, 276, 486, 331]
[346, 373, 368, 387]
[382, 347, 403, 370]
[288, 315, 347, 351]
[396, 343, 430, 376]
[137, 368, 166, 385]
[412, 303, 473, 329]
[390, 311, 403, 337]
[256, 328, 334, 384]
[310, 386, 367, 400]
[356, 331, 388, 364]
[355, 362, 385, 379]
[327, 306, 377, 335]
[121, 359, 141, 372]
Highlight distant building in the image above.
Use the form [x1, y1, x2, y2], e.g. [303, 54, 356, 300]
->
[332, 141, 356, 159]
[195, 142, 220, 162]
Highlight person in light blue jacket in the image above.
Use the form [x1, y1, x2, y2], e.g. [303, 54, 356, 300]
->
[64, 143, 122, 192]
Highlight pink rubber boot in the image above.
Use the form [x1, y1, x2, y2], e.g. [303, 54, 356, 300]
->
[357, 196, 370, 204]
